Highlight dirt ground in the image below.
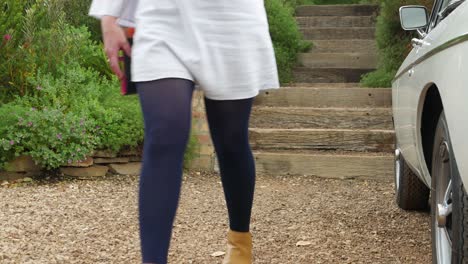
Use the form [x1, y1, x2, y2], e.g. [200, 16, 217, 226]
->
[0, 172, 431, 264]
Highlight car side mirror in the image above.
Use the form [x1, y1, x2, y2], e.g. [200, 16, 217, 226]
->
[399, 6, 429, 31]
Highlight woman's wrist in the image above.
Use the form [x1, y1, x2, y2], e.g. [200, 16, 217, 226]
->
[101, 16, 119, 32]
[102, 15, 118, 22]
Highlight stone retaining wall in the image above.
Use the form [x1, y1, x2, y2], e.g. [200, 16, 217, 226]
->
[190, 90, 216, 171]
[0, 148, 143, 181]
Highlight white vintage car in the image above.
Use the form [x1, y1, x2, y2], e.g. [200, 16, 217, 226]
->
[393, 0, 468, 262]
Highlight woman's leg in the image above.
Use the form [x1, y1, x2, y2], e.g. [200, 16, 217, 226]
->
[136, 78, 195, 264]
[204, 97, 256, 232]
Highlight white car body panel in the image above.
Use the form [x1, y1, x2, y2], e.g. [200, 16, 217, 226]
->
[392, 2, 468, 187]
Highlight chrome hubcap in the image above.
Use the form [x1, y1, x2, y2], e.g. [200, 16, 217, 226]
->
[435, 141, 452, 263]
[437, 180, 452, 228]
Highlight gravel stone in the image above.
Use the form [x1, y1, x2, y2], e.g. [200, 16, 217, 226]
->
[0, 172, 431, 263]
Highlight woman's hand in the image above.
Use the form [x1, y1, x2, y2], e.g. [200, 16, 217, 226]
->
[101, 16, 132, 80]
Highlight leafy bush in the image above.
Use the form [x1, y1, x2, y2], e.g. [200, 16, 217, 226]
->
[0, 0, 111, 102]
[0, 104, 99, 169]
[266, 0, 310, 83]
[0, 63, 144, 169]
[26, 64, 144, 150]
[282, 0, 308, 8]
[0, 104, 29, 166]
[0, 0, 34, 33]
[61, 0, 102, 41]
[361, 0, 434, 87]
[0, 0, 147, 170]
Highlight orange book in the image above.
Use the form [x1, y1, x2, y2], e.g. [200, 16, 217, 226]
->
[120, 27, 136, 95]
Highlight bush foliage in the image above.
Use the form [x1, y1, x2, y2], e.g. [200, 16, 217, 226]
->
[61, 0, 102, 41]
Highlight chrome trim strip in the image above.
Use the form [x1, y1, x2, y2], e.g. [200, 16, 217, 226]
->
[393, 33, 468, 81]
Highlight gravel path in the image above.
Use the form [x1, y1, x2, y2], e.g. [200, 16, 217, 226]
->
[0, 172, 431, 263]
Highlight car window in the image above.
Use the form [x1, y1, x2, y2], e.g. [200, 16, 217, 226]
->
[428, 0, 443, 32]
[436, 0, 452, 24]
[440, 0, 452, 9]
[431, 0, 466, 28]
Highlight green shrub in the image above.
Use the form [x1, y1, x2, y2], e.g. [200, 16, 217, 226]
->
[0, 63, 145, 169]
[282, 0, 309, 8]
[0, 103, 99, 169]
[26, 64, 144, 151]
[0, 103, 29, 166]
[0, 0, 111, 102]
[61, 0, 102, 41]
[0, 0, 34, 34]
[361, 0, 434, 87]
[266, 0, 310, 83]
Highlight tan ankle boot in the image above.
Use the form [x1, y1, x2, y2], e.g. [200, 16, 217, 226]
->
[222, 230, 253, 264]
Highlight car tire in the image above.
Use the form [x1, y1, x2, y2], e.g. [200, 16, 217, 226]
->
[395, 147, 430, 210]
[431, 111, 467, 263]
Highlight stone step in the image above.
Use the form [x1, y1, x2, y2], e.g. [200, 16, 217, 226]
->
[254, 152, 393, 180]
[296, 16, 376, 28]
[250, 107, 393, 130]
[292, 67, 375, 83]
[301, 27, 375, 40]
[299, 52, 378, 69]
[307, 39, 377, 53]
[249, 128, 394, 153]
[254, 87, 391, 108]
[296, 4, 379, 17]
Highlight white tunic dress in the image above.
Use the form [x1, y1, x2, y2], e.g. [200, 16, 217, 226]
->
[89, 0, 280, 100]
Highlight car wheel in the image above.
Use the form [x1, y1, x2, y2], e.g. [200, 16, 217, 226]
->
[395, 147, 429, 210]
[431, 111, 467, 263]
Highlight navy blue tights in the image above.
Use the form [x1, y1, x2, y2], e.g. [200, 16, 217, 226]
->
[136, 78, 255, 263]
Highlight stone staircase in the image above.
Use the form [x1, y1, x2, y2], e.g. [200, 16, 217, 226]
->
[250, 4, 394, 180]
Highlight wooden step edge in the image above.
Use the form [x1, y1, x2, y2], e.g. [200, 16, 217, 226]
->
[295, 15, 376, 18]
[249, 128, 395, 133]
[296, 4, 380, 7]
[252, 106, 393, 111]
[276, 86, 391, 90]
[253, 150, 393, 158]
[299, 52, 378, 56]
[284, 82, 362, 88]
[253, 151, 393, 181]
[275, 87, 390, 90]
[300, 26, 376, 30]
[299, 65, 378, 70]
